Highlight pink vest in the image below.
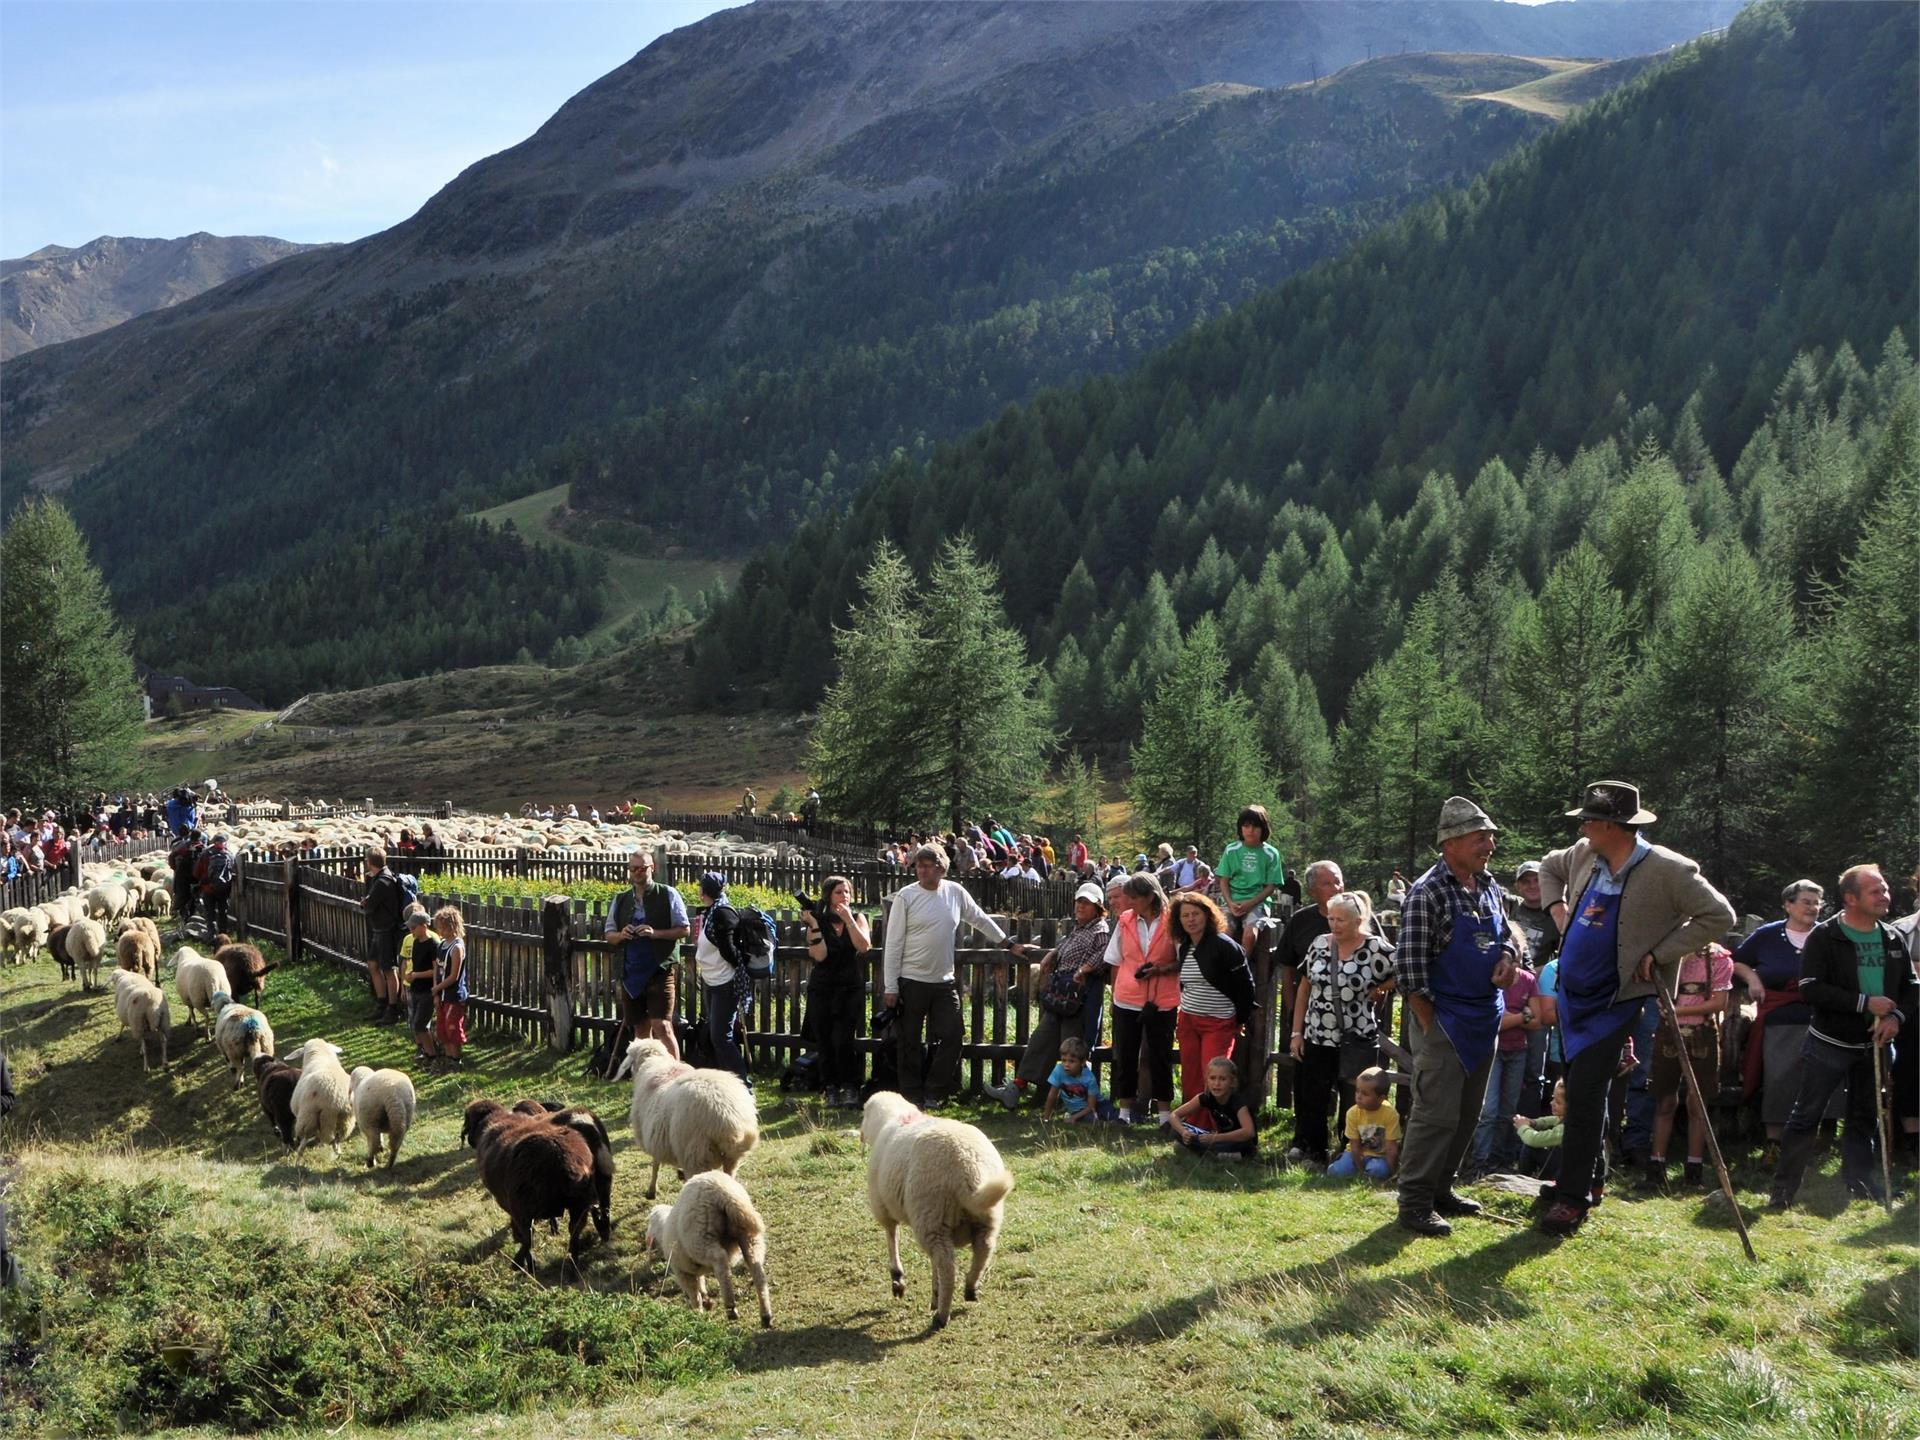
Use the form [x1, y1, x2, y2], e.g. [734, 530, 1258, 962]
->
[1112, 914, 1179, 1010]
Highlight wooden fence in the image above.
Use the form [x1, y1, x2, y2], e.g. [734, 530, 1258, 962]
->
[232, 858, 1298, 1103]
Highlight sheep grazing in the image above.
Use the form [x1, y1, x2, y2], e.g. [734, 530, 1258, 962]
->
[115, 918, 162, 983]
[213, 997, 276, 1090]
[461, 1099, 598, 1275]
[254, 1054, 301, 1148]
[111, 969, 173, 1073]
[173, 947, 228, 1038]
[141, 886, 173, 920]
[860, 1091, 1015, 1330]
[613, 1037, 759, 1199]
[85, 882, 133, 925]
[283, 1039, 355, 1158]
[644, 1172, 773, 1328]
[348, 1066, 417, 1170]
[214, 941, 272, 1003]
[510, 1100, 615, 1241]
[63, 918, 107, 991]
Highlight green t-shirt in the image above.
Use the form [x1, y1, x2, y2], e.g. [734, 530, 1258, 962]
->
[1217, 840, 1286, 906]
[1838, 920, 1886, 997]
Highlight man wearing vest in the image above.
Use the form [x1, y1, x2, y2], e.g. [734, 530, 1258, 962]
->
[605, 850, 689, 1060]
[1535, 781, 1735, 1236]
[1769, 863, 1915, 1208]
[1395, 797, 1520, 1238]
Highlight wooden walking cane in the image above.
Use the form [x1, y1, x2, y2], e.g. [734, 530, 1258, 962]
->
[1872, 1038, 1897, 1217]
[1657, 984, 1757, 1261]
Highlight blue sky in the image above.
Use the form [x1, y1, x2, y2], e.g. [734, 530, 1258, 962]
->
[0, 0, 733, 257]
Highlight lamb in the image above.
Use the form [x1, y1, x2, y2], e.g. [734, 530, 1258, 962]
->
[115, 918, 162, 983]
[643, 1171, 773, 1327]
[111, 969, 173, 1073]
[860, 1090, 1015, 1330]
[282, 1039, 355, 1157]
[63, 918, 107, 991]
[173, 947, 228, 1037]
[510, 1100, 615, 1240]
[254, 1054, 301, 1148]
[213, 997, 275, 1090]
[461, 1099, 598, 1275]
[214, 940, 273, 1003]
[348, 1066, 417, 1170]
[613, 1037, 758, 1199]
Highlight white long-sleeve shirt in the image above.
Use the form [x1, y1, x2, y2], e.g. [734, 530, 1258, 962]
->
[884, 880, 1007, 992]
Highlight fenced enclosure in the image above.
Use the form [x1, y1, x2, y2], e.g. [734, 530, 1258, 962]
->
[231, 857, 1298, 1103]
[3, 834, 171, 912]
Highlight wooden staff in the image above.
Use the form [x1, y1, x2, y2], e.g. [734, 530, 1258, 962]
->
[1659, 984, 1757, 1261]
[1873, 1038, 1896, 1218]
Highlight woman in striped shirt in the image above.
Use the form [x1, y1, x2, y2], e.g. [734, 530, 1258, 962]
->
[1168, 893, 1256, 1104]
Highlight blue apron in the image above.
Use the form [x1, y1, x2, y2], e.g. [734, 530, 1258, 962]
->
[1429, 895, 1506, 1073]
[1556, 880, 1641, 1060]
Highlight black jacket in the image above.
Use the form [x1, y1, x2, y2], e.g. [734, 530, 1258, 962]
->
[1800, 915, 1916, 1049]
[1183, 932, 1256, 1023]
[362, 869, 404, 933]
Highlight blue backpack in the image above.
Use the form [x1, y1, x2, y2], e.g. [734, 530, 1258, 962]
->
[728, 905, 777, 980]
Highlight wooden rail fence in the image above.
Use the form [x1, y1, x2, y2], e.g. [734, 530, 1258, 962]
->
[232, 858, 1298, 1104]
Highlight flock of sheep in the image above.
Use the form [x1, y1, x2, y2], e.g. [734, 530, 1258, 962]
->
[9, 866, 1017, 1332]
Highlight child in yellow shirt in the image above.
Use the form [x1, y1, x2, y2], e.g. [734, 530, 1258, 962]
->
[1328, 1067, 1400, 1180]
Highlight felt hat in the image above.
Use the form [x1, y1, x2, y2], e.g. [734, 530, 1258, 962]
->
[1435, 796, 1499, 846]
[1564, 780, 1657, 826]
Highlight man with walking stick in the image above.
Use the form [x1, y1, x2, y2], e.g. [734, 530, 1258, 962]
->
[1769, 864, 1914, 1210]
[1535, 781, 1735, 1236]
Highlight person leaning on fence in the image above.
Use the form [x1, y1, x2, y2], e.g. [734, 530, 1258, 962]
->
[1394, 797, 1520, 1238]
[986, 880, 1113, 1112]
[802, 874, 873, 1109]
[1290, 889, 1396, 1166]
[1169, 892, 1254, 1104]
[884, 844, 1034, 1109]
[693, 873, 754, 1090]
[1104, 871, 1179, 1125]
[1216, 805, 1286, 947]
[606, 850, 688, 1062]
[1769, 864, 1915, 1209]
[359, 846, 407, 1025]
[1535, 781, 1735, 1237]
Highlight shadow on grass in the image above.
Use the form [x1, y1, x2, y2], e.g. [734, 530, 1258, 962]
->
[738, 1317, 895, 1369]
[2, 988, 96, 1053]
[1831, 1264, 1919, 1362]
[1837, 1197, 1920, 1248]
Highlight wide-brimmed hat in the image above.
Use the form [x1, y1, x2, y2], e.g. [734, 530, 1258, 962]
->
[1072, 881, 1106, 908]
[1564, 780, 1657, 826]
[1435, 796, 1499, 846]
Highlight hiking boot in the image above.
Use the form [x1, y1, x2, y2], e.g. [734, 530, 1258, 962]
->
[983, 1080, 1021, 1111]
[1643, 1158, 1669, 1190]
[1434, 1192, 1483, 1218]
[1683, 1160, 1704, 1187]
[1399, 1210, 1452, 1238]
[1536, 1201, 1587, 1236]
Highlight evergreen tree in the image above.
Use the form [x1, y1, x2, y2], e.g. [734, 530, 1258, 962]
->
[0, 498, 144, 801]
[805, 542, 921, 827]
[1129, 617, 1266, 850]
[1246, 641, 1330, 853]
[1044, 751, 1105, 854]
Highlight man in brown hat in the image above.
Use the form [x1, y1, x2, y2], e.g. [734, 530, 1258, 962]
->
[1394, 796, 1521, 1237]
[1535, 781, 1734, 1235]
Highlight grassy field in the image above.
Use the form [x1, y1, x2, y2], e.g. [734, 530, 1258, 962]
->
[2, 949, 1914, 1439]
[470, 483, 737, 644]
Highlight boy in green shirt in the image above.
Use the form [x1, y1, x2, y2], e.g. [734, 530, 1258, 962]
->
[1216, 804, 1286, 945]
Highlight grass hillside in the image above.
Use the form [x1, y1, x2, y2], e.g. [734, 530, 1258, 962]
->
[1467, 55, 1660, 119]
[2, 950, 1914, 1438]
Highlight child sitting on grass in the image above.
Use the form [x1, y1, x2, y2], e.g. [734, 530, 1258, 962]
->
[1514, 1078, 1568, 1179]
[1166, 1056, 1258, 1157]
[1042, 1036, 1109, 1123]
[430, 904, 468, 1070]
[1328, 1066, 1400, 1179]
[404, 906, 443, 1067]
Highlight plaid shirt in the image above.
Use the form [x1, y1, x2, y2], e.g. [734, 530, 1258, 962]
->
[1395, 861, 1514, 998]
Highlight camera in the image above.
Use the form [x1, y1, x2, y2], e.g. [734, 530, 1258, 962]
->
[1134, 963, 1157, 980]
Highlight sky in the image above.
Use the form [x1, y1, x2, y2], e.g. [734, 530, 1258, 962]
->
[0, 0, 734, 258]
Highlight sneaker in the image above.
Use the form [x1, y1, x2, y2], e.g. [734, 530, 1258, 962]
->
[1399, 1210, 1452, 1238]
[1434, 1192, 1483, 1218]
[983, 1080, 1021, 1112]
[1536, 1201, 1587, 1236]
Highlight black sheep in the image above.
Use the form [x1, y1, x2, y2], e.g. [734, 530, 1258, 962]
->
[254, 1054, 300, 1148]
[511, 1099, 615, 1241]
[462, 1099, 597, 1275]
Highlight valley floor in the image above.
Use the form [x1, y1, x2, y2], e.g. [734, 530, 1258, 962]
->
[1, 954, 1914, 1439]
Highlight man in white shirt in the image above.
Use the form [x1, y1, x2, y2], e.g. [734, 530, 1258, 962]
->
[885, 844, 1033, 1106]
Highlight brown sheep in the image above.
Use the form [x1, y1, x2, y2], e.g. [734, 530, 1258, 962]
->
[46, 922, 75, 984]
[214, 940, 273, 1003]
[461, 1099, 598, 1275]
[254, 1053, 301, 1148]
[510, 1099, 615, 1242]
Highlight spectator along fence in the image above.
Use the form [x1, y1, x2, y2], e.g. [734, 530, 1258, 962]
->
[2, 834, 170, 913]
[230, 854, 1299, 1104]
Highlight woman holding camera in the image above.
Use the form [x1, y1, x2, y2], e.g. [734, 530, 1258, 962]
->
[803, 875, 873, 1108]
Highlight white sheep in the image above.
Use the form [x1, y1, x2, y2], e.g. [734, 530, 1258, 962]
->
[212, 997, 276, 1090]
[64, 918, 107, 991]
[0, 908, 28, 962]
[173, 947, 228, 1037]
[614, 1038, 759, 1199]
[283, 1039, 355, 1158]
[115, 917, 162, 982]
[19, 904, 55, 954]
[860, 1091, 1015, 1330]
[111, 969, 173, 1073]
[643, 1171, 773, 1327]
[85, 882, 133, 925]
[142, 886, 174, 920]
[348, 1066, 417, 1170]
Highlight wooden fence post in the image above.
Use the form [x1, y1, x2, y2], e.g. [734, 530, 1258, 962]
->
[284, 857, 302, 961]
[543, 895, 575, 1054]
[515, 847, 531, 878]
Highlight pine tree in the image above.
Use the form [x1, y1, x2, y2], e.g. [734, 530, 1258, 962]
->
[1246, 641, 1330, 853]
[1129, 617, 1267, 850]
[1045, 751, 1105, 853]
[806, 542, 921, 827]
[0, 498, 144, 801]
